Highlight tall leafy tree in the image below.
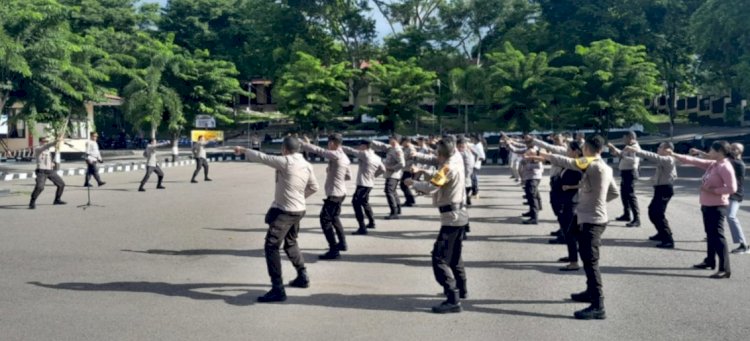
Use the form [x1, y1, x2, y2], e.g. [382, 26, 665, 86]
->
[692, 0, 750, 122]
[448, 65, 491, 133]
[572, 39, 662, 134]
[485, 42, 574, 132]
[273, 52, 355, 131]
[122, 34, 184, 140]
[365, 57, 436, 132]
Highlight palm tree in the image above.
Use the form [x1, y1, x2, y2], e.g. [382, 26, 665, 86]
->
[123, 54, 184, 140]
[486, 42, 573, 132]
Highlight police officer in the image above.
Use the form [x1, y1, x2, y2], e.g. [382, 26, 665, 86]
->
[399, 137, 417, 207]
[405, 136, 468, 314]
[624, 142, 677, 248]
[301, 134, 351, 260]
[608, 132, 641, 227]
[191, 135, 213, 183]
[456, 137, 475, 206]
[29, 136, 66, 209]
[533, 135, 619, 320]
[84, 132, 106, 187]
[530, 135, 568, 238]
[372, 135, 405, 219]
[469, 135, 485, 198]
[235, 137, 319, 303]
[139, 139, 169, 192]
[342, 140, 386, 235]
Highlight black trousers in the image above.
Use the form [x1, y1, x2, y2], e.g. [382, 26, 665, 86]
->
[620, 170, 640, 220]
[140, 166, 164, 187]
[701, 206, 730, 272]
[432, 225, 467, 293]
[264, 208, 306, 286]
[192, 158, 209, 180]
[399, 171, 415, 204]
[30, 169, 65, 203]
[352, 186, 374, 228]
[648, 185, 674, 241]
[85, 161, 103, 186]
[559, 203, 579, 262]
[579, 223, 606, 306]
[320, 196, 346, 249]
[524, 179, 541, 219]
[549, 177, 562, 217]
[384, 178, 401, 215]
[470, 171, 479, 196]
[465, 187, 473, 206]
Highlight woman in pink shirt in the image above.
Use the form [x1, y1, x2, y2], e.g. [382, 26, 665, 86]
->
[670, 141, 737, 278]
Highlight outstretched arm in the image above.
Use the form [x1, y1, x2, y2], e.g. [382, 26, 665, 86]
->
[235, 146, 287, 170]
[301, 142, 339, 160]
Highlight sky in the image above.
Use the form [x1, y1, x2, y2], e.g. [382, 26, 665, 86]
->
[144, 0, 393, 41]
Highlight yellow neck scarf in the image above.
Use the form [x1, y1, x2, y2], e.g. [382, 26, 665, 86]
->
[575, 157, 599, 170]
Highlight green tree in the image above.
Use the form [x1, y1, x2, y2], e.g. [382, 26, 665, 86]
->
[1, 0, 108, 143]
[122, 35, 184, 140]
[573, 39, 662, 134]
[646, 0, 703, 138]
[365, 57, 436, 132]
[448, 65, 491, 134]
[273, 52, 354, 131]
[485, 42, 574, 132]
[692, 0, 750, 117]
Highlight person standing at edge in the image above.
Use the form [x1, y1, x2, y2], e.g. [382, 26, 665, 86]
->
[29, 136, 67, 209]
[84, 132, 106, 187]
[469, 135, 485, 199]
[372, 135, 405, 219]
[623, 142, 678, 248]
[608, 131, 641, 227]
[139, 139, 169, 192]
[456, 137, 475, 207]
[530, 135, 619, 320]
[191, 135, 213, 183]
[530, 134, 568, 238]
[399, 137, 417, 207]
[405, 136, 468, 314]
[670, 142, 737, 279]
[235, 137, 319, 302]
[300, 134, 351, 260]
[555, 141, 584, 271]
[342, 140, 386, 235]
[727, 143, 747, 254]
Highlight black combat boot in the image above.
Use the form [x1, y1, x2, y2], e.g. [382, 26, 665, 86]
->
[570, 291, 592, 303]
[288, 269, 310, 288]
[352, 221, 368, 235]
[318, 248, 341, 260]
[432, 289, 462, 314]
[257, 282, 286, 303]
[574, 297, 606, 320]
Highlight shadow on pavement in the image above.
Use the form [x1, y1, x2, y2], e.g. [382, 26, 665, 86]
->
[27, 281, 574, 319]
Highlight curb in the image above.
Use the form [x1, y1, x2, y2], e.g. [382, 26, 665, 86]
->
[1, 153, 246, 182]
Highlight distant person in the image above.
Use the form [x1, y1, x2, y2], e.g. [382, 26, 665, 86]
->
[727, 143, 747, 254]
[191, 135, 213, 183]
[624, 142, 678, 248]
[469, 135, 485, 198]
[671, 142, 737, 279]
[300, 134, 351, 260]
[608, 132, 641, 227]
[342, 140, 386, 234]
[399, 137, 417, 207]
[372, 135, 406, 219]
[139, 139, 169, 192]
[29, 136, 66, 209]
[84, 132, 106, 187]
[235, 137, 319, 303]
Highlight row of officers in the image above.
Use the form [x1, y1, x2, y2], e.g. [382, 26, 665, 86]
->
[28, 133, 215, 209]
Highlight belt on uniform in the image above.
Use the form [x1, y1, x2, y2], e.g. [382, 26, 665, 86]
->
[438, 203, 465, 213]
